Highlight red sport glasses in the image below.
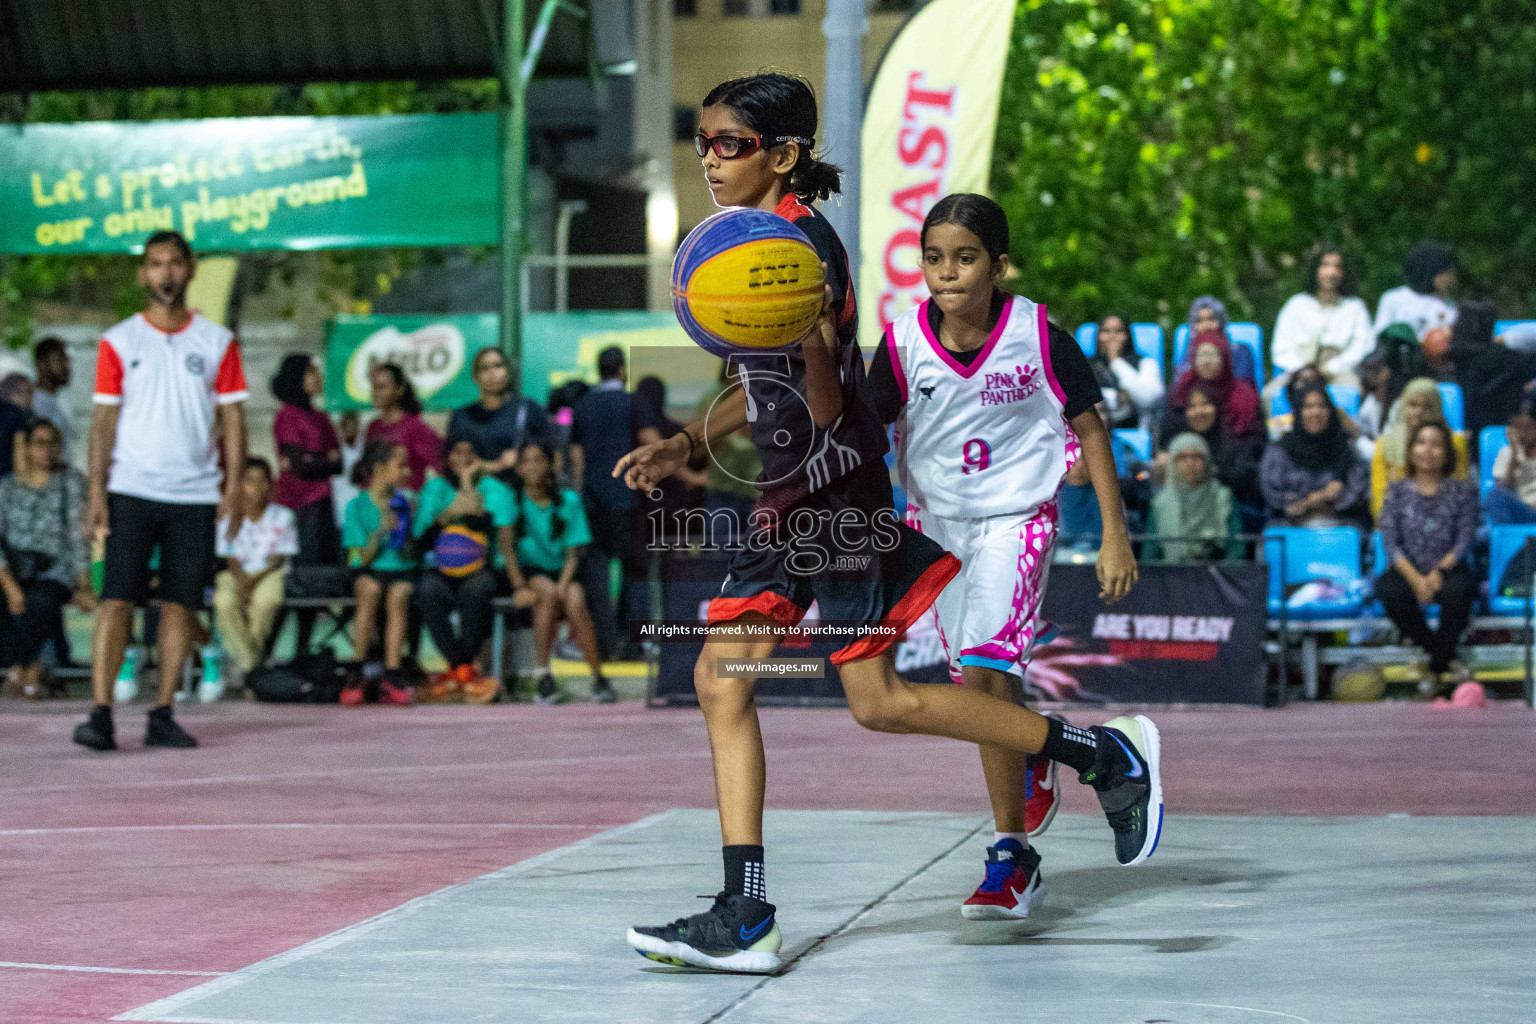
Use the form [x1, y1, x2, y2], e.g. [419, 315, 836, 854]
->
[693, 132, 814, 160]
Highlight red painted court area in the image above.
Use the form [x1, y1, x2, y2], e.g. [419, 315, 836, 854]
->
[3, 699, 1534, 1023]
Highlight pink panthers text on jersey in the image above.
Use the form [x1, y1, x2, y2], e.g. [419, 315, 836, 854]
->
[888, 294, 1078, 520]
[94, 312, 248, 505]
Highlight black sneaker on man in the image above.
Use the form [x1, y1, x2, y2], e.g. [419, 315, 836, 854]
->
[591, 675, 617, 704]
[145, 706, 198, 749]
[72, 705, 116, 751]
[627, 892, 781, 973]
[1081, 715, 1162, 866]
[534, 672, 566, 706]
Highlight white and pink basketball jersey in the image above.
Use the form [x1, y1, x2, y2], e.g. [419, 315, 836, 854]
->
[887, 294, 1077, 520]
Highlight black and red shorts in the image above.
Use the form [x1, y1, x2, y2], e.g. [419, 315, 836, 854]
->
[708, 463, 959, 665]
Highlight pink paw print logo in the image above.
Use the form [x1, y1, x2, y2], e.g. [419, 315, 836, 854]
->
[1014, 364, 1039, 388]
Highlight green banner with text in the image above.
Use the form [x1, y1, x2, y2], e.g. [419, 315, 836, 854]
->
[1, 112, 498, 254]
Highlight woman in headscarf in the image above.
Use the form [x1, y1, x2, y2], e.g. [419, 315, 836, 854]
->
[1260, 384, 1369, 528]
[1158, 383, 1264, 524]
[1146, 432, 1239, 564]
[1171, 329, 1263, 440]
[1370, 377, 1471, 518]
[271, 354, 342, 567]
[1179, 296, 1256, 383]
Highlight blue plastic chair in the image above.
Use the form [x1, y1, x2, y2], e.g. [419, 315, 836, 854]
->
[1263, 526, 1364, 618]
[1075, 322, 1166, 379]
[1270, 384, 1359, 421]
[1438, 382, 1465, 432]
[1488, 525, 1536, 616]
[1480, 425, 1508, 498]
[1113, 428, 1152, 462]
[1495, 319, 1536, 339]
[1172, 323, 1263, 384]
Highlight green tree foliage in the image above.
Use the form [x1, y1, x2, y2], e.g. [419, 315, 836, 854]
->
[991, 0, 1536, 347]
[0, 81, 497, 348]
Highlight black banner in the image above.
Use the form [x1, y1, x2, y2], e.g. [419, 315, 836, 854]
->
[648, 556, 1265, 706]
[1034, 563, 1267, 705]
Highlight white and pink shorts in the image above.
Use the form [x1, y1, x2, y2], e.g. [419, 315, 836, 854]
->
[908, 501, 1059, 682]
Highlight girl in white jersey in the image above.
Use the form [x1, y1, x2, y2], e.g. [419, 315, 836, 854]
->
[868, 194, 1159, 919]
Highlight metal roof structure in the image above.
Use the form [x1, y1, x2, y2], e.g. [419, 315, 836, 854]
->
[0, 0, 597, 92]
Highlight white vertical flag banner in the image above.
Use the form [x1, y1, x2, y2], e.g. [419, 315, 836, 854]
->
[858, 0, 1017, 349]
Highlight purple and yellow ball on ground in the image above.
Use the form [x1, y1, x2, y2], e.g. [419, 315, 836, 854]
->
[434, 524, 488, 578]
[671, 207, 826, 358]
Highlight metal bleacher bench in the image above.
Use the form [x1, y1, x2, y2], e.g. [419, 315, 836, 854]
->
[281, 595, 530, 683]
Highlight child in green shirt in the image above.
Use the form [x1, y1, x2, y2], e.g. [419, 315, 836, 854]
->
[340, 441, 417, 705]
[513, 443, 606, 703]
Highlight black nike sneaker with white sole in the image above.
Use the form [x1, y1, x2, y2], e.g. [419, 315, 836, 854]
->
[627, 892, 781, 973]
[1081, 714, 1162, 866]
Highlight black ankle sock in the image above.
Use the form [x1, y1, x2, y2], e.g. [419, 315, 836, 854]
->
[148, 704, 173, 720]
[1040, 717, 1098, 774]
[723, 844, 765, 901]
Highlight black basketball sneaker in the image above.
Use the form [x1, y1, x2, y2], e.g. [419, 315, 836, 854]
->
[1081, 715, 1163, 866]
[627, 892, 781, 973]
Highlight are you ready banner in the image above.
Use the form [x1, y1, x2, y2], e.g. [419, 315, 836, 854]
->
[2, 112, 498, 254]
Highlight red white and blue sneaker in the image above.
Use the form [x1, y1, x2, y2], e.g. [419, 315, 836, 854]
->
[1023, 752, 1059, 837]
[961, 838, 1044, 920]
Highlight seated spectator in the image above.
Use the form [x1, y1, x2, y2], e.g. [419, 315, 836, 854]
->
[412, 438, 522, 702]
[212, 458, 298, 686]
[331, 410, 364, 529]
[1374, 421, 1479, 694]
[1265, 363, 1329, 439]
[1485, 407, 1536, 526]
[1171, 329, 1263, 440]
[1146, 433, 1240, 564]
[341, 442, 418, 706]
[1260, 384, 1369, 528]
[446, 349, 551, 482]
[1370, 378, 1471, 519]
[0, 420, 91, 700]
[512, 443, 609, 704]
[1057, 458, 1102, 552]
[365, 363, 441, 491]
[1373, 240, 1458, 340]
[272, 355, 342, 564]
[1089, 314, 1163, 430]
[1178, 297, 1256, 382]
[1158, 384, 1264, 529]
[1270, 246, 1374, 392]
[1449, 299, 1536, 441]
[0, 373, 32, 476]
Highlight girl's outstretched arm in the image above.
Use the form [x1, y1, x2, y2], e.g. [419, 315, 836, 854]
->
[1068, 406, 1138, 602]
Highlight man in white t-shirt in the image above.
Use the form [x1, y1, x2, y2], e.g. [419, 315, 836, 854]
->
[1487, 410, 1536, 526]
[1373, 240, 1458, 340]
[213, 457, 298, 678]
[73, 231, 248, 753]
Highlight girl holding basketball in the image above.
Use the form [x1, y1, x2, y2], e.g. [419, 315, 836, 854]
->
[615, 74, 1157, 974]
[865, 193, 1156, 920]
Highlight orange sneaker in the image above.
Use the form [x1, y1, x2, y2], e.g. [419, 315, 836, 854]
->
[461, 676, 501, 704]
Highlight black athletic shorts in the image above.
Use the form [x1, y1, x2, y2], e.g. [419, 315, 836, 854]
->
[102, 493, 216, 609]
[708, 463, 959, 665]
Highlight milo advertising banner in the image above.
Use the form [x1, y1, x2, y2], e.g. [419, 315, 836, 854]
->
[324, 314, 499, 413]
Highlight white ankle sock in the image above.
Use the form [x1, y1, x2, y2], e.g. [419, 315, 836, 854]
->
[994, 831, 1029, 848]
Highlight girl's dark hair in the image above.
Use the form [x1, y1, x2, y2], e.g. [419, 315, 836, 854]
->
[702, 72, 842, 201]
[1404, 240, 1456, 294]
[371, 362, 422, 415]
[1305, 245, 1358, 297]
[243, 456, 273, 480]
[271, 353, 313, 409]
[920, 193, 1010, 261]
[1095, 314, 1135, 359]
[352, 440, 401, 488]
[547, 379, 589, 414]
[514, 443, 565, 543]
[442, 435, 478, 487]
[1408, 419, 1459, 477]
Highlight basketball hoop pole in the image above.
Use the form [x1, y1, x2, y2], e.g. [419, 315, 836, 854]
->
[500, 0, 528, 387]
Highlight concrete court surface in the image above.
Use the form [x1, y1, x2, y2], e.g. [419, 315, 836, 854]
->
[2, 699, 1535, 1024]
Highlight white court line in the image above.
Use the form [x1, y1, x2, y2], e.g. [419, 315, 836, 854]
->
[0, 822, 628, 837]
[113, 810, 678, 1023]
[18, 748, 717, 796]
[0, 961, 226, 977]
